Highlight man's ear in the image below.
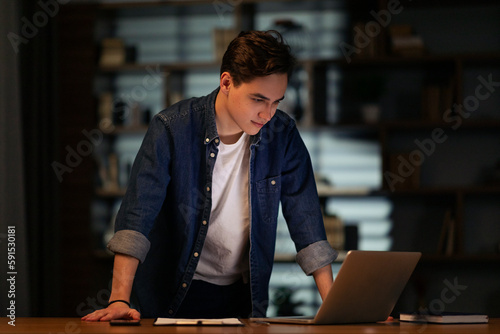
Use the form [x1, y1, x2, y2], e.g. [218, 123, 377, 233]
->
[220, 72, 232, 95]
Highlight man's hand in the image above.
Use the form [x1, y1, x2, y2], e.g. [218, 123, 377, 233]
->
[81, 302, 140, 321]
[82, 253, 140, 321]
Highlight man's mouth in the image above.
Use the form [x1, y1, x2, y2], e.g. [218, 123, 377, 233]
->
[252, 121, 265, 128]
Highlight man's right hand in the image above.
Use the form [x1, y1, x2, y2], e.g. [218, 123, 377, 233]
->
[81, 302, 141, 322]
[82, 253, 141, 321]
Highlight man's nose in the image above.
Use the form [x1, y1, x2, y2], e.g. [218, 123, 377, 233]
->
[259, 105, 273, 122]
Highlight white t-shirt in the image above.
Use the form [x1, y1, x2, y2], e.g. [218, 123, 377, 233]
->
[193, 133, 251, 285]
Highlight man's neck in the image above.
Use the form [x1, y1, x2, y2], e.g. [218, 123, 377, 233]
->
[219, 132, 244, 145]
[214, 90, 244, 145]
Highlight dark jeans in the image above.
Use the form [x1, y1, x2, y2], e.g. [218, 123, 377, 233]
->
[175, 279, 252, 319]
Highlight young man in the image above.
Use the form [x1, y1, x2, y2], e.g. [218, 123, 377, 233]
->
[82, 30, 337, 321]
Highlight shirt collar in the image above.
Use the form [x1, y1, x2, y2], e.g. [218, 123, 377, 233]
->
[204, 88, 220, 145]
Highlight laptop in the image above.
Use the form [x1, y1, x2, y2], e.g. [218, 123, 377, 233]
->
[252, 250, 421, 325]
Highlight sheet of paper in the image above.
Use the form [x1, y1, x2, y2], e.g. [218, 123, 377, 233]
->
[154, 317, 243, 326]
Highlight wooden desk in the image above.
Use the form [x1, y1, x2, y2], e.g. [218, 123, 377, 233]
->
[1, 318, 498, 333]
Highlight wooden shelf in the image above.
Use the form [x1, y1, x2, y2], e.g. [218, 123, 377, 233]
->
[317, 185, 376, 197]
[95, 188, 127, 198]
[397, 0, 500, 9]
[96, 52, 500, 74]
[382, 185, 500, 196]
[98, 61, 220, 73]
[98, 0, 323, 10]
[109, 125, 149, 135]
[324, 119, 500, 133]
[99, 1, 217, 9]
[275, 251, 500, 265]
[323, 122, 381, 133]
[314, 52, 500, 68]
[319, 185, 500, 197]
[382, 119, 500, 130]
[420, 253, 500, 264]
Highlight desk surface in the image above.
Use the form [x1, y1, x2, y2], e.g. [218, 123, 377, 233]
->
[1, 318, 498, 334]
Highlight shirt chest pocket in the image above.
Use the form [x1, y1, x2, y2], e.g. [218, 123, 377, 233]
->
[256, 175, 281, 223]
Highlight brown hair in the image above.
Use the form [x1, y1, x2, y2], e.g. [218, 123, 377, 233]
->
[220, 30, 296, 86]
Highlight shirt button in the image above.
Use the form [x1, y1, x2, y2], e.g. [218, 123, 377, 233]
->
[169, 310, 174, 315]
[210, 153, 215, 158]
[182, 283, 187, 288]
[215, 139, 219, 144]
[205, 138, 209, 143]
[194, 252, 199, 257]
[206, 186, 210, 192]
[202, 220, 207, 225]
[271, 180, 276, 185]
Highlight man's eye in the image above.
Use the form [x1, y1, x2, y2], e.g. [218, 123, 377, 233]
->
[253, 98, 263, 103]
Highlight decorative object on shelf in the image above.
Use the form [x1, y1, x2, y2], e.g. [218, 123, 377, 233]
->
[99, 92, 152, 131]
[324, 214, 344, 251]
[103, 201, 120, 247]
[99, 38, 137, 68]
[129, 102, 143, 128]
[437, 209, 459, 256]
[388, 24, 425, 57]
[112, 100, 128, 127]
[353, 74, 386, 123]
[213, 28, 238, 61]
[282, 69, 304, 122]
[360, 103, 381, 124]
[98, 92, 115, 133]
[269, 19, 309, 57]
[96, 153, 121, 193]
[99, 38, 126, 67]
[167, 91, 183, 107]
[107, 153, 120, 191]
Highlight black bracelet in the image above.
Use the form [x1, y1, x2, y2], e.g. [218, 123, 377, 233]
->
[108, 300, 130, 307]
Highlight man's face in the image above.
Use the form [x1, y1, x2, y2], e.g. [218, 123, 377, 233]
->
[224, 73, 288, 136]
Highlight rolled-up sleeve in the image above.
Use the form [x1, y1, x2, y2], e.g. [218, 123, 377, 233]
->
[106, 115, 171, 264]
[296, 240, 338, 276]
[107, 229, 151, 263]
[279, 122, 338, 275]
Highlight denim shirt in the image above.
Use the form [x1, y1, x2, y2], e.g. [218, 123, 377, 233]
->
[108, 88, 338, 318]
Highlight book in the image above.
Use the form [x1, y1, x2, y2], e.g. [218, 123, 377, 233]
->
[352, 22, 383, 59]
[387, 152, 421, 190]
[388, 24, 425, 57]
[437, 209, 458, 256]
[421, 81, 455, 122]
[400, 312, 488, 324]
[421, 84, 442, 122]
[153, 318, 244, 326]
[99, 38, 126, 67]
[388, 24, 413, 37]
